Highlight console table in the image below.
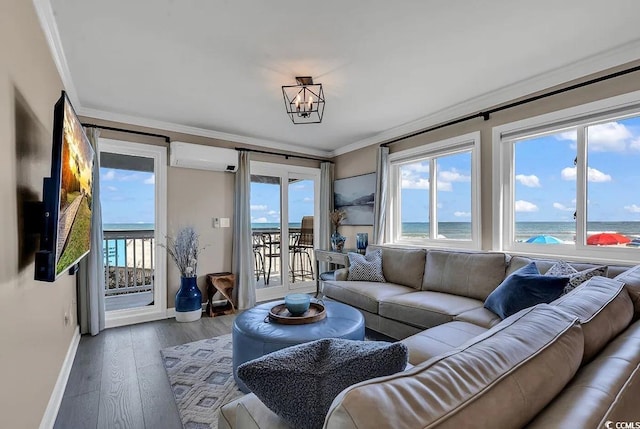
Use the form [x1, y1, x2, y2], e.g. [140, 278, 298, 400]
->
[314, 249, 354, 296]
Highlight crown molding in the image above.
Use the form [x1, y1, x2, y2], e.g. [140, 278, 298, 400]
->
[32, 0, 79, 106]
[78, 106, 332, 158]
[332, 38, 640, 157]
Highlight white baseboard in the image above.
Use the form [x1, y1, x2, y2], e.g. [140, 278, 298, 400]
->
[105, 309, 169, 329]
[39, 326, 80, 429]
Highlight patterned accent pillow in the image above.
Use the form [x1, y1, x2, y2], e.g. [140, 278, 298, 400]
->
[545, 260, 578, 277]
[347, 249, 386, 282]
[564, 266, 609, 294]
[237, 338, 408, 429]
[545, 261, 608, 294]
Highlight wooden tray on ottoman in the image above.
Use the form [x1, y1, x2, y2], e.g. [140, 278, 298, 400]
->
[268, 302, 326, 325]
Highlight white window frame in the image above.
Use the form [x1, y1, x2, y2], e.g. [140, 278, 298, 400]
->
[493, 89, 640, 264]
[387, 131, 481, 250]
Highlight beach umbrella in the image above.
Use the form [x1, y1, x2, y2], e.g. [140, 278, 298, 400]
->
[525, 234, 563, 244]
[587, 233, 631, 246]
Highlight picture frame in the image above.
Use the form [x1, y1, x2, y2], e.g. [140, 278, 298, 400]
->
[334, 172, 376, 226]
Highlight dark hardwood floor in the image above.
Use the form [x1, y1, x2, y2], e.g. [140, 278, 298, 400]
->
[54, 314, 235, 429]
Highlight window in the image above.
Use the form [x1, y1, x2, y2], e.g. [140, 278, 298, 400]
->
[494, 91, 640, 262]
[389, 132, 481, 249]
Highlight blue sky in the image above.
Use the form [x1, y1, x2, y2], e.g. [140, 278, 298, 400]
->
[100, 168, 155, 224]
[250, 179, 314, 225]
[400, 117, 640, 223]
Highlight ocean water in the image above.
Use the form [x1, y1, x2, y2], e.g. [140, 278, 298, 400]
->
[401, 221, 640, 242]
[103, 223, 154, 266]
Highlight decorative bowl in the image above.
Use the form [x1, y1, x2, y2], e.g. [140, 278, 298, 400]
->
[284, 293, 311, 316]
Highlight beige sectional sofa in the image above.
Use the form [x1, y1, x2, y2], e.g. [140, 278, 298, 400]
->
[220, 246, 640, 428]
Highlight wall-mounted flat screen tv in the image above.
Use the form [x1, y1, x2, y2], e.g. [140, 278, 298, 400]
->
[35, 91, 95, 281]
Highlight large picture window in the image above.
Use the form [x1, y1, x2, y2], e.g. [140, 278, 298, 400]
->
[494, 91, 640, 262]
[389, 132, 481, 249]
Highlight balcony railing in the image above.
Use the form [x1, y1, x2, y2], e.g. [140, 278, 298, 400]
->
[103, 229, 155, 298]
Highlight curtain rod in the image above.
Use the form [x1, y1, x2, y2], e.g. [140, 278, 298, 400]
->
[236, 147, 334, 163]
[82, 123, 171, 143]
[381, 63, 640, 147]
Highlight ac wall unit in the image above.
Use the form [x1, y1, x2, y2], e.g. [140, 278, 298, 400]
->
[170, 142, 238, 172]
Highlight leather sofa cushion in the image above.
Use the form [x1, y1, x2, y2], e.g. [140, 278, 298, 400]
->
[422, 250, 508, 300]
[454, 307, 501, 329]
[527, 320, 640, 429]
[322, 281, 414, 313]
[369, 245, 426, 289]
[614, 264, 640, 316]
[325, 305, 583, 429]
[402, 321, 487, 365]
[553, 276, 634, 363]
[379, 291, 484, 329]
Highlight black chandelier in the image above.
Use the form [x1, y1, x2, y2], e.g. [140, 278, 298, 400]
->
[282, 76, 325, 124]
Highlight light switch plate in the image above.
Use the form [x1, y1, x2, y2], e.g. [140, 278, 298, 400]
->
[220, 217, 230, 228]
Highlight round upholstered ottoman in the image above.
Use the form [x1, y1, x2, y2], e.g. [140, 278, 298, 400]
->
[232, 300, 365, 392]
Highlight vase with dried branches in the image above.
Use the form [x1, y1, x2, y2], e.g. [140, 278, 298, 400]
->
[329, 209, 347, 252]
[163, 226, 204, 322]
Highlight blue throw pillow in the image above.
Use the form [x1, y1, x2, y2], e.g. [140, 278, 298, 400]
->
[484, 262, 569, 319]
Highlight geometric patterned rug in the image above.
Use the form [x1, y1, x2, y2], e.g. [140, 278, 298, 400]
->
[160, 334, 244, 429]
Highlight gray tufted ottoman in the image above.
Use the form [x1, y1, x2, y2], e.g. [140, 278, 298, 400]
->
[232, 300, 365, 392]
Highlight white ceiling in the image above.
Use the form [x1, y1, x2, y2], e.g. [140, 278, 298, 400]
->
[44, 0, 640, 156]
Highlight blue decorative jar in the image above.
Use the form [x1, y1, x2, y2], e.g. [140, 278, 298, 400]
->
[175, 276, 202, 322]
[331, 231, 346, 252]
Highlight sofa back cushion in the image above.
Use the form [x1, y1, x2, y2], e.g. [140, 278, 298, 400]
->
[422, 250, 508, 300]
[508, 255, 629, 278]
[369, 245, 426, 290]
[552, 276, 634, 363]
[614, 264, 640, 317]
[324, 305, 583, 429]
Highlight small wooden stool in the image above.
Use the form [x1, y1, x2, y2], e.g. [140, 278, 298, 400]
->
[206, 272, 236, 317]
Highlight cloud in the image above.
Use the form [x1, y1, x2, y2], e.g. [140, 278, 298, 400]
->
[587, 122, 631, 152]
[453, 211, 471, 217]
[252, 217, 268, 223]
[560, 166, 612, 182]
[515, 200, 538, 212]
[102, 170, 115, 180]
[144, 174, 155, 185]
[105, 186, 118, 192]
[558, 122, 630, 152]
[303, 197, 313, 202]
[250, 204, 267, 211]
[401, 177, 429, 190]
[553, 202, 574, 212]
[515, 174, 541, 187]
[401, 162, 429, 173]
[438, 169, 470, 183]
[630, 137, 640, 151]
[267, 210, 278, 215]
[625, 204, 640, 213]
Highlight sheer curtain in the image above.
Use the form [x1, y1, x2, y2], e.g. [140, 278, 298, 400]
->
[77, 127, 105, 336]
[232, 151, 256, 309]
[373, 146, 390, 245]
[318, 162, 334, 272]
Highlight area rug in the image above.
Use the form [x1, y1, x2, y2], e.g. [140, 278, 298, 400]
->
[161, 334, 244, 429]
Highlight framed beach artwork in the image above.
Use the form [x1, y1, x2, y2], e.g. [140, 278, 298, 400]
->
[334, 172, 376, 226]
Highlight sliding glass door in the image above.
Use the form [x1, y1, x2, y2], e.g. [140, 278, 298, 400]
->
[251, 162, 319, 301]
[99, 139, 167, 327]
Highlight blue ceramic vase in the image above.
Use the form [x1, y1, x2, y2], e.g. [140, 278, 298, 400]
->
[175, 276, 202, 322]
[331, 231, 346, 252]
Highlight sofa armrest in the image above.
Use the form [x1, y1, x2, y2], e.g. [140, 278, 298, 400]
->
[334, 268, 349, 281]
